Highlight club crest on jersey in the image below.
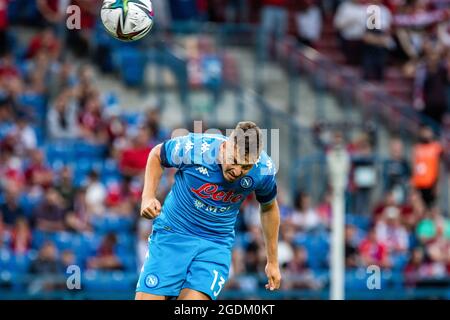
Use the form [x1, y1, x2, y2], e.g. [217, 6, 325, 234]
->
[191, 183, 243, 203]
[240, 176, 254, 189]
[145, 274, 159, 288]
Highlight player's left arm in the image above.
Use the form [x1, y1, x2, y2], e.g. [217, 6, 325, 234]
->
[255, 155, 281, 290]
[260, 199, 281, 291]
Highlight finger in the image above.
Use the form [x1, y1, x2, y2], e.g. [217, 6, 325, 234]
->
[141, 210, 153, 220]
[142, 208, 157, 219]
[149, 205, 162, 217]
[150, 202, 161, 214]
[142, 208, 155, 218]
[274, 276, 281, 289]
[268, 276, 275, 291]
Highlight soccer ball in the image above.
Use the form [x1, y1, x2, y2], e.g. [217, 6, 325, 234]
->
[101, 0, 154, 42]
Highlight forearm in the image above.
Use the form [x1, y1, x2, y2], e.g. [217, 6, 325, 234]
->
[260, 200, 280, 264]
[142, 144, 164, 200]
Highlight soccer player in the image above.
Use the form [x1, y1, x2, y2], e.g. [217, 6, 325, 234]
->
[135, 121, 281, 300]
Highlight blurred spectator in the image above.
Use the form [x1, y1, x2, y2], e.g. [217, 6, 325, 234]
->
[67, 0, 103, 57]
[359, 227, 391, 268]
[289, 192, 322, 232]
[400, 188, 427, 231]
[413, 45, 448, 124]
[244, 225, 265, 274]
[61, 249, 76, 270]
[375, 206, 409, 255]
[119, 128, 153, 178]
[10, 217, 32, 255]
[404, 247, 427, 287]
[0, 53, 19, 80]
[242, 194, 261, 229]
[87, 233, 123, 270]
[105, 112, 127, 152]
[0, 182, 25, 227]
[0, 145, 24, 189]
[34, 188, 66, 232]
[226, 247, 248, 290]
[284, 246, 322, 290]
[361, 0, 393, 81]
[259, 0, 288, 61]
[348, 133, 377, 215]
[416, 205, 450, 243]
[36, 0, 70, 27]
[54, 166, 76, 211]
[29, 241, 62, 273]
[136, 219, 152, 272]
[78, 89, 107, 143]
[345, 224, 360, 268]
[383, 138, 411, 204]
[295, 0, 323, 47]
[373, 190, 400, 222]
[48, 59, 77, 100]
[105, 176, 141, 209]
[334, 0, 368, 65]
[85, 170, 107, 216]
[65, 187, 91, 233]
[74, 65, 96, 108]
[24, 149, 53, 189]
[424, 233, 448, 276]
[26, 28, 61, 60]
[278, 224, 294, 268]
[47, 91, 79, 140]
[316, 191, 332, 228]
[8, 114, 38, 156]
[143, 108, 170, 144]
[28, 241, 64, 293]
[411, 126, 443, 207]
[393, 0, 428, 73]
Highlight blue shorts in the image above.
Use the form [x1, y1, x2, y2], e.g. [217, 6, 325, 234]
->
[136, 229, 232, 300]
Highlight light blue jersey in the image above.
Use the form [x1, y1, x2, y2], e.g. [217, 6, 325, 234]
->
[155, 133, 277, 248]
[136, 133, 277, 299]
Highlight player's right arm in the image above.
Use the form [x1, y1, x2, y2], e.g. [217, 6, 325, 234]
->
[140, 134, 193, 219]
[141, 144, 164, 220]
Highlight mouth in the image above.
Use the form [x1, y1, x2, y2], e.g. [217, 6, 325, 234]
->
[225, 171, 239, 181]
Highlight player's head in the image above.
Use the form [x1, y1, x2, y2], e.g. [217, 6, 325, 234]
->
[220, 121, 263, 183]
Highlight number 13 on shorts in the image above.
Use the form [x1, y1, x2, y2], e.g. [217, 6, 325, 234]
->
[210, 270, 225, 298]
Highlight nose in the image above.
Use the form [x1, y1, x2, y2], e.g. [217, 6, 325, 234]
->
[231, 167, 242, 177]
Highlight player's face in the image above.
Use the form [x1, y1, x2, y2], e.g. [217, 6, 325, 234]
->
[220, 142, 255, 182]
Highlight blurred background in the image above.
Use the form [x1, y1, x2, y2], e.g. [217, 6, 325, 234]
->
[0, 0, 449, 300]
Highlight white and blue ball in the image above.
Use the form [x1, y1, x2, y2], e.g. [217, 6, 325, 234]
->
[101, 0, 154, 42]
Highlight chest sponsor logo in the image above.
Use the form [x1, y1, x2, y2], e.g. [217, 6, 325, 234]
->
[191, 183, 244, 203]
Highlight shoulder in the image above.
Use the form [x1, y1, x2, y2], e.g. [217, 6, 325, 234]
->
[192, 133, 228, 144]
[254, 151, 277, 177]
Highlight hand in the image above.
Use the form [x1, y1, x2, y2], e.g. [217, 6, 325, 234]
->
[140, 198, 162, 220]
[264, 262, 281, 291]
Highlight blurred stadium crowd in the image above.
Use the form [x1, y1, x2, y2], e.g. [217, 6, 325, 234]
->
[0, 0, 449, 299]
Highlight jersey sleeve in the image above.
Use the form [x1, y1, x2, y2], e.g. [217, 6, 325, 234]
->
[254, 158, 278, 205]
[160, 134, 196, 169]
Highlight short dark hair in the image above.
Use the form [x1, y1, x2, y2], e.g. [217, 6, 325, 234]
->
[229, 121, 263, 163]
